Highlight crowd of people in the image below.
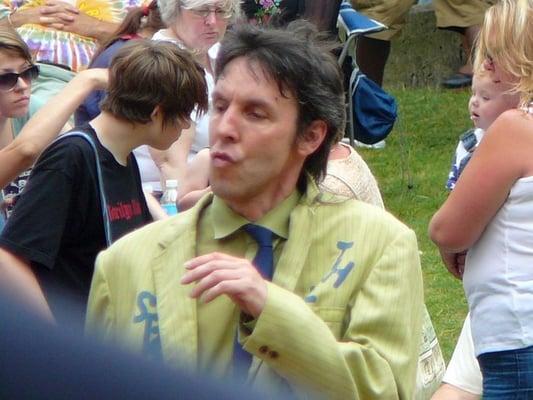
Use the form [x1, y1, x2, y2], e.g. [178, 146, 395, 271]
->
[0, 0, 532, 399]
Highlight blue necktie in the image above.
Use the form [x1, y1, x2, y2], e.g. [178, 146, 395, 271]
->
[232, 224, 274, 375]
[243, 224, 274, 280]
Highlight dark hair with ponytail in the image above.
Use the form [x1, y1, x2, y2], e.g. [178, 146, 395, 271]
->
[89, 0, 164, 64]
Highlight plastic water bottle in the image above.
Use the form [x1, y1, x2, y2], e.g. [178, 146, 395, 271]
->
[160, 179, 178, 216]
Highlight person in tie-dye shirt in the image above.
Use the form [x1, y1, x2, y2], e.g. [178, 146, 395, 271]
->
[0, 0, 148, 71]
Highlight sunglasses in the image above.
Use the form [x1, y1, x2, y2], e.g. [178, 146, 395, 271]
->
[0, 64, 40, 92]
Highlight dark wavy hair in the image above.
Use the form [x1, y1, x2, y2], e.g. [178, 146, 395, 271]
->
[215, 21, 345, 182]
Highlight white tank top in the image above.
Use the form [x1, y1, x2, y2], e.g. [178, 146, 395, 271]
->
[463, 175, 533, 356]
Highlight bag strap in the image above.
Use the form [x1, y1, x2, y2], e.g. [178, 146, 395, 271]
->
[52, 131, 112, 246]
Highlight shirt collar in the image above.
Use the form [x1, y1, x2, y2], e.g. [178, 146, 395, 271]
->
[212, 190, 301, 240]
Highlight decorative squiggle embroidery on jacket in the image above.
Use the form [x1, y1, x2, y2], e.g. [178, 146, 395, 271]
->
[305, 241, 355, 303]
[133, 291, 161, 359]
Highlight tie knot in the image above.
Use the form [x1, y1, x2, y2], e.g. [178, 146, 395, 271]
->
[244, 224, 273, 248]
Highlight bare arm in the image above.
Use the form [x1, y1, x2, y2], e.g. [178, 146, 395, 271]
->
[175, 148, 211, 211]
[0, 68, 108, 188]
[429, 110, 533, 252]
[179, 148, 210, 199]
[178, 187, 211, 211]
[0, 248, 54, 322]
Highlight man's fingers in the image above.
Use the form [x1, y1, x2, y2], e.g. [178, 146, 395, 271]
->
[184, 252, 237, 270]
[39, 14, 74, 24]
[445, 260, 462, 280]
[189, 269, 242, 299]
[448, 266, 462, 280]
[202, 279, 250, 303]
[203, 278, 267, 317]
[39, 16, 59, 24]
[48, 22, 65, 29]
[43, 1, 79, 13]
[54, 12, 75, 22]
[181, 259, 245, 284]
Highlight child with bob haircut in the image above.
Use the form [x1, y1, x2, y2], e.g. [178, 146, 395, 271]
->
[0, 39, 208, 326]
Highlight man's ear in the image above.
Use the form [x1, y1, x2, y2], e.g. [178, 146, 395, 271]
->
[297, 120, 328, 156]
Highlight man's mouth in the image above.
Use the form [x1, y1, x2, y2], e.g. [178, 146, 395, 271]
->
[210, 150, 235, 167]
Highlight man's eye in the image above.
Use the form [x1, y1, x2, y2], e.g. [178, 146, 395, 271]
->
[213, 102, 227, 113]
[248, 110, 266, 119]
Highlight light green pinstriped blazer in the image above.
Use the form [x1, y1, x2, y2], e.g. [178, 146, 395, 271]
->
[87, 179, 423, 400]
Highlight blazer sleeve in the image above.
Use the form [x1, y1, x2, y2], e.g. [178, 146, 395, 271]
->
[242, 228, 423, 400]
[85, 250, 116, 341]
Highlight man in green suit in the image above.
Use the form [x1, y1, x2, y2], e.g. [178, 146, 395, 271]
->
[87, 22, 424, 399]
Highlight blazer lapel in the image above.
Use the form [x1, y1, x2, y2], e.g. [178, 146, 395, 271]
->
[273, 186, 317, 292]
[151, 196, 213, 369]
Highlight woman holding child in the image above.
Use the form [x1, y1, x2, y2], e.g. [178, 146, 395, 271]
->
[430, 0, 533, 397]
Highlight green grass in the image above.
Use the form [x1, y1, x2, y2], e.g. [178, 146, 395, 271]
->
[357, 86, 472, 361]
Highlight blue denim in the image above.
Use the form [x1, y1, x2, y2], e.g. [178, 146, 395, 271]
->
[478, 345, 533, 399]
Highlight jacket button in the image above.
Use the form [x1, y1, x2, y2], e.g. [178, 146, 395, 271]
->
[269, 350, 279, 359]
[259, 345, 269, 354]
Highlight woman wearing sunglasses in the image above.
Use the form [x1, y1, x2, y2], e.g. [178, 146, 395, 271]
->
[0, 27, 39, 230]
[0, 26, 108, 190]
[0, 27, 38, 149]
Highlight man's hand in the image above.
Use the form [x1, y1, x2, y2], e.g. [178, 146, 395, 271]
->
[39, 0, 78, 30]
[439, 249, 467, 279]
[8, 1, 78, 30]
[8, 1, 117, 41]
[181, 252, 267, 318]
[59, 9, 108, 39]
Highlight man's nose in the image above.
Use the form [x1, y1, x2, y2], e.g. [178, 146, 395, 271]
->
[210, 106, 239, 144]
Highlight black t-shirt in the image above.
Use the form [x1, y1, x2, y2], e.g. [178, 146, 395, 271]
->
[0, 125, 152, 324]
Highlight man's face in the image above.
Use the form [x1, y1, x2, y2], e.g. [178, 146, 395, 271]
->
[209, 57, 306, 205]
